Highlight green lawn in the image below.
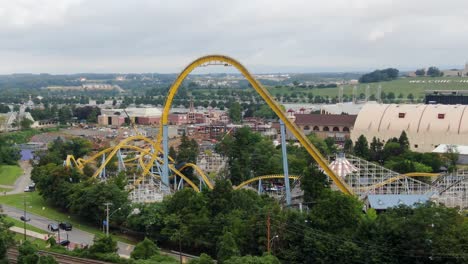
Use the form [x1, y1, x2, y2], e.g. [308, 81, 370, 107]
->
[265, 76, 468, 100]
[0, 192, 136, 245]
[13, 233, 48, 249]
[5, 216, 47, 234]
[0, 165, 22, 186]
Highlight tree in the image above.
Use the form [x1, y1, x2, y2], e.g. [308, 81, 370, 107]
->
[20, 118, 33, 130]
[228, 102, 242, 124]
[0, 215, 13, 262]
[398, 131, 410, 151]
[415, 68, 425, 76]
[443, 145, 459, 173]
[38, 255, 58, 264]
[354, 135, 370, 159]
[0, 104, 10, 113]
[427, 66, 442, 77]
[189, 253, 215, 264]
[369, 137, 383, 162]
[324, 137, 337, 154]
[17, 241, 39, 264]
[131, 238, 160, 260]
[217, 231, 240, 263]
[343, 138, 353, 153]
[224, 254, 281, 264]
[89, 235, 118, 255]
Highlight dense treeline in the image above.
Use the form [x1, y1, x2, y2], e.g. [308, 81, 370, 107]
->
[350, 132, 450, 174]
[29, 131, 467, 263]
[359, 68, 399, 83]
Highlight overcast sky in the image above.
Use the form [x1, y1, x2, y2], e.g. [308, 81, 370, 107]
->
[1, 0, 468, 74]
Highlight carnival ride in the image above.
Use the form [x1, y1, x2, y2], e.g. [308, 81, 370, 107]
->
[63, 55, 467, 209]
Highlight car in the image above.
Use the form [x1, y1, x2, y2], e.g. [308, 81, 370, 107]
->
[59, 222, 72, 231]
[59, 240, 70, 246]
[20, 216, 30, 222]
[24, 187, 32, 192]
[48, 223, 59, 232]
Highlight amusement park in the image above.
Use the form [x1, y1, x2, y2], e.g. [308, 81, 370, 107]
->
[0, 55, 467, 264]
[63, 55, 467, 210]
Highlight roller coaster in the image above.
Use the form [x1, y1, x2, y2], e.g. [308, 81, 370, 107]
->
[63, 55, 467, 209]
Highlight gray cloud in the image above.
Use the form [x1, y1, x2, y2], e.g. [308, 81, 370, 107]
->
[1, 0, 468, 73]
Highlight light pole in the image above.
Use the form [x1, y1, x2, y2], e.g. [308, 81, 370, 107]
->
[104, 202, 112, 236]
[268, 235, 279, 253]
[23, 196, 27, 241]
[104, 203, 121, 236]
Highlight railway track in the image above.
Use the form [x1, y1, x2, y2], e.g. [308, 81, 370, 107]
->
[7, 248, 112, 264]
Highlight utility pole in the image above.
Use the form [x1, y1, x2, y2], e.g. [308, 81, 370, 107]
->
[179, 232, 182, 264]
[267, 213, 271, 253]
[23, 196, 26, 241]
[104, 202, 112, 236]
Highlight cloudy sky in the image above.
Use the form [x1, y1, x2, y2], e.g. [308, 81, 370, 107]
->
[1, 0, 468, 74]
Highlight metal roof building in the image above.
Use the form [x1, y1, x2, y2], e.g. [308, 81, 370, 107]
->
[351, 104, 468, 152]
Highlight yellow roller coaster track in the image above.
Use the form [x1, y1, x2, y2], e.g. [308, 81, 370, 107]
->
[233, 175, 300, 190]
[359, 172, 440, 191]
[147, 54, 353, 195]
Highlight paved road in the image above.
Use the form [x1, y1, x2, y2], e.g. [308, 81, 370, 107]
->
[1, 205, 134, 257]
[7, 161, 32, 195]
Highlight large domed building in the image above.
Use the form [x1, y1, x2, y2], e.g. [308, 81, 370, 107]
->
[351, 104, 468, 152]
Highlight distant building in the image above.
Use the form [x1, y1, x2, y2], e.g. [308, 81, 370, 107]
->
[352, 103, 468, 152]
[425, 90, 468, 105]
[98, 107, 162, 127]
[432, 144, 468, 164]
[293, 113, 357, 143]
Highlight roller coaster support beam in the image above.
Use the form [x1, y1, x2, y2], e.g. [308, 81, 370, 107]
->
[162, 125, 170, 189]
[99, 153, 106, 179]
[258, 178, 262, 194]
[280, 120, 291, 206]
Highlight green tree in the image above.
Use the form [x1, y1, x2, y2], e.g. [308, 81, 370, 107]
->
[17, 241, 39, 264]
[398, 131, 410, 151]
[224, 254, 281, 264]
[354, 135, 370, 159]
[217, 231, 240, 263]
[443, 145, 459, 173]
[38, 255, 58, 264]
[89, 235, 118, 255]
[228, 102, 242, 124]
[20, 118, 33, 130]
[369, 137, 384, 162]
[189, 253, 215, 264]
[343, 138, 353, 153]
[427, 66, 442, 77]
[415, 68, 425, 76]
[131, 238, 160, 260]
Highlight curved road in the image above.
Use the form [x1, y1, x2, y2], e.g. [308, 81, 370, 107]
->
[1, 205, 134, 257]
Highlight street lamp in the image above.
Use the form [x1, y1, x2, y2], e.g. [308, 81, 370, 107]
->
[268, 235, 279, 252]
[104, 203, 121, 236]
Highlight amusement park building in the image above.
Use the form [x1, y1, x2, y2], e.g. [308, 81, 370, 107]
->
[293, 113, 357, 142]
[351, 104, 468, 152]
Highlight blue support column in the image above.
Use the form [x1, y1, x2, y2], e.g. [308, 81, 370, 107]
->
[258, 178, 262, 194]
[280, 120, 291, 206]
[162, 125, 169, 189]
[100, 153, 106, 179]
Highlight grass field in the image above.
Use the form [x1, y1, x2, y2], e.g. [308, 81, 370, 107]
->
[0, 165, 22, 186]
[13, 233, 48, 248]
[0, 192, 136, 245]
[265, 76, 468, 100]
